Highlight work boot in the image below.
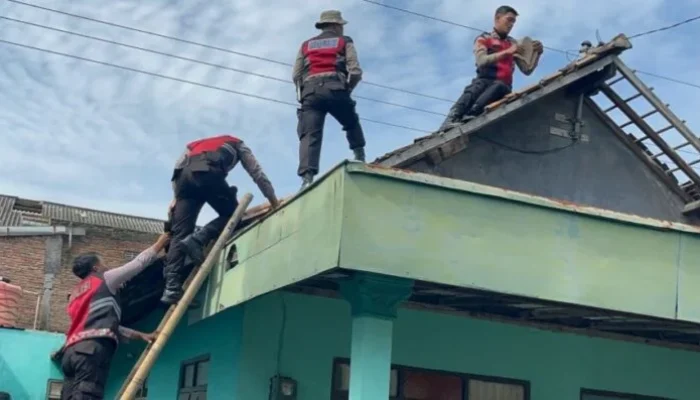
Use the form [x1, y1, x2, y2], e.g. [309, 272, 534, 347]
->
[438, 107, 462, 132]
[300, 172, 314, 190]
[352, 147, 366, 162]
[160, 273, 184, 305]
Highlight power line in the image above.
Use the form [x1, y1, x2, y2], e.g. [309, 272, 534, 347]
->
[359, 0, 569, 55]
[634, 70, 700, 90]
[6, 0, 454, 103]
[359, 0, 700, 90]
[1, 16, 446, 117]
[0, 39, 431, 134]
[628, 15, 700, 39]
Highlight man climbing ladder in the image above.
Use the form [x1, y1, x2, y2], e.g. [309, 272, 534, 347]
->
[118, 193, 254, 400]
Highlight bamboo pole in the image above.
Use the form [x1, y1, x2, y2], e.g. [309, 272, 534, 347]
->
[119, 193, 253, 400]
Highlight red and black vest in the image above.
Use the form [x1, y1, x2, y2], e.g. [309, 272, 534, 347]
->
[183, 134, 241, 174]
[63, 274, 120, 349]
[300, 31, 351, 82]
[475, 32, 516, 87]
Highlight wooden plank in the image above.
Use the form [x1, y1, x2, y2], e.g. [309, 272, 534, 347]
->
[585, 98, 692, 202]
[599, 84, 700, 186]
[613, 57, 700, 154]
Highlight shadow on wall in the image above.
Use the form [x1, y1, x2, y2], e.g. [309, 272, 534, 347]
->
[0, 328, 65, 400]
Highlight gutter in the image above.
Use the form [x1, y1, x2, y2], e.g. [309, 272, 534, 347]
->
[0, 225, 86, 237]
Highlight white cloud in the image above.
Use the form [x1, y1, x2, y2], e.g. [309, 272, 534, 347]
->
[0, 0, 698, 224]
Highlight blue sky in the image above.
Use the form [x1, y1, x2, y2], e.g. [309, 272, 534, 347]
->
[1, 0, 699, 223]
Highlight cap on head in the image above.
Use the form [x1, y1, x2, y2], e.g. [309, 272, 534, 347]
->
[315, 10, 348, 29]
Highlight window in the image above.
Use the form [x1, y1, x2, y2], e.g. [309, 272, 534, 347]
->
[331, 358, 528, 400]
[581, 389, 673, 400]
[178, 355, 209, 400]
[46, 380, 63, 400]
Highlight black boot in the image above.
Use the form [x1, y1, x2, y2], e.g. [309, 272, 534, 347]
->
[179, 230, 208, 266]
[352, 147, 366, 162]
[300, 172, 314, 190]
[438, 107, 463, 132]
[160, 273, 184, 305]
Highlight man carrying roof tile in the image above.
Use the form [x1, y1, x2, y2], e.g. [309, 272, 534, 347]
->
[292, 10, 366, 190]
[161, 134, 279, 304]
[438, 5, 543, 132]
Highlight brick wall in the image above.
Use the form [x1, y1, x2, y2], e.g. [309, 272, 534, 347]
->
[0, 225, 158, 333]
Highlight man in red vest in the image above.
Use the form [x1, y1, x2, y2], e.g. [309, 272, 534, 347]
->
[58, 233, 169, 399]
[438, 5, 543, 131]
[162, 134, 279, 304]
[292, 10, 366, 189]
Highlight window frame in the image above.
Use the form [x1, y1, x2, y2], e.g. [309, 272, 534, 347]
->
[45, 379, 63, 400]
[580, 389, 674, 400]
[178, 354, 211, 396]
[330, 357, 530, 400]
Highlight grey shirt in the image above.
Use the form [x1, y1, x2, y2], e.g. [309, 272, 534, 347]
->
[103, 246, 158, 294]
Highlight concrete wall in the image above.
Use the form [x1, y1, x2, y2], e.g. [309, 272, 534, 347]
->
[104, 306, 245, 399]
[237, 292, 700, 400]
[409, 91, 693, 223]
[0, 328, 64, 400]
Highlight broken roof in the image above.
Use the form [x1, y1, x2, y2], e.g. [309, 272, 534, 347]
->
[0, 193, 280, 235]
[374, 34, 634, 167]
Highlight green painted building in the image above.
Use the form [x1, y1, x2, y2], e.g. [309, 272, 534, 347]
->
[6, 35, 700, 400]
[104, 36, 700, 400]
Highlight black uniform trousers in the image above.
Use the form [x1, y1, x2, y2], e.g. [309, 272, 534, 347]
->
[60, 338, 116, 399]
[296, 77, 366, 177]
[448, 77, 512, 119]
[164, 167, 238, 282]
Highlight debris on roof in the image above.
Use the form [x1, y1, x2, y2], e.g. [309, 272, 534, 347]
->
[373, 34, 633, 167]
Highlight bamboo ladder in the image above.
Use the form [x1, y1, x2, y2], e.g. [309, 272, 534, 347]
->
[116, 193, 253, 400]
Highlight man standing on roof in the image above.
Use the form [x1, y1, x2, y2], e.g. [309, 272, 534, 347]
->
[438, 5, 543, 131]
[57, 233, 169, 399]
[161, 134, 279, 304]
[292, 10, 366, 190]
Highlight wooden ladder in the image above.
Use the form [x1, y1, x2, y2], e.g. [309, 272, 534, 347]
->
[592, 57, 700, 210]
[116, 193, 253, 400]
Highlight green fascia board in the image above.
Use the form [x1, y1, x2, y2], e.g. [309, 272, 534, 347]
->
[339, 163, 700, 323]
[202, 166, 347, 317]
[205, 161, 700, 323]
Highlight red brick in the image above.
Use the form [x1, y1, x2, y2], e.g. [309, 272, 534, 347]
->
[0, 226, 157, 333]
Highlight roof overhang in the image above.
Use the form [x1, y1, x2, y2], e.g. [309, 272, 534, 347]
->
[198, 162, 700, 350]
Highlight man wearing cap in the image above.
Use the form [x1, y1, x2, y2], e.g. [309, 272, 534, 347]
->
[438, 5, 543, 132]
[292, 10, 366, 190]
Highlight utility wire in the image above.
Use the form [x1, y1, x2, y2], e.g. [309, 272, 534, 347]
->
[628, 15, 700, 39]
[359, 0, 700, 90]
[359, 0, 569, 54]
[0, 39, 431, 134]
[10, 0, 700, 93]
[1, 16, 446, 117]
[6, 0, 454, 103]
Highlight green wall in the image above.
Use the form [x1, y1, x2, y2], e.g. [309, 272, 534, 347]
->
[0, 328, 65, 400]
[238, 291, 700, 400]
[105, 306, 245, 399]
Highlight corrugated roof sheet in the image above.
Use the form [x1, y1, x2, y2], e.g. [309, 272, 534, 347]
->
[0, 193, 278, 235]
[0, 196, 21, 226]
[42, 201, 165, 234]
[374, 34, 633, 166]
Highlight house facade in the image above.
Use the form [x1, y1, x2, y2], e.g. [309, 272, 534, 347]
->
[4, 34, 700, 400]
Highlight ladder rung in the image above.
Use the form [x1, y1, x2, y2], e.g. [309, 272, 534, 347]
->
[651, 142, 691, 158]
[656, 125, 675, 135]
[669, 159, 700, 174]
[623, 91, 646, 103]
[607, 75, 626, 86]
[619, 108, 658, 129]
